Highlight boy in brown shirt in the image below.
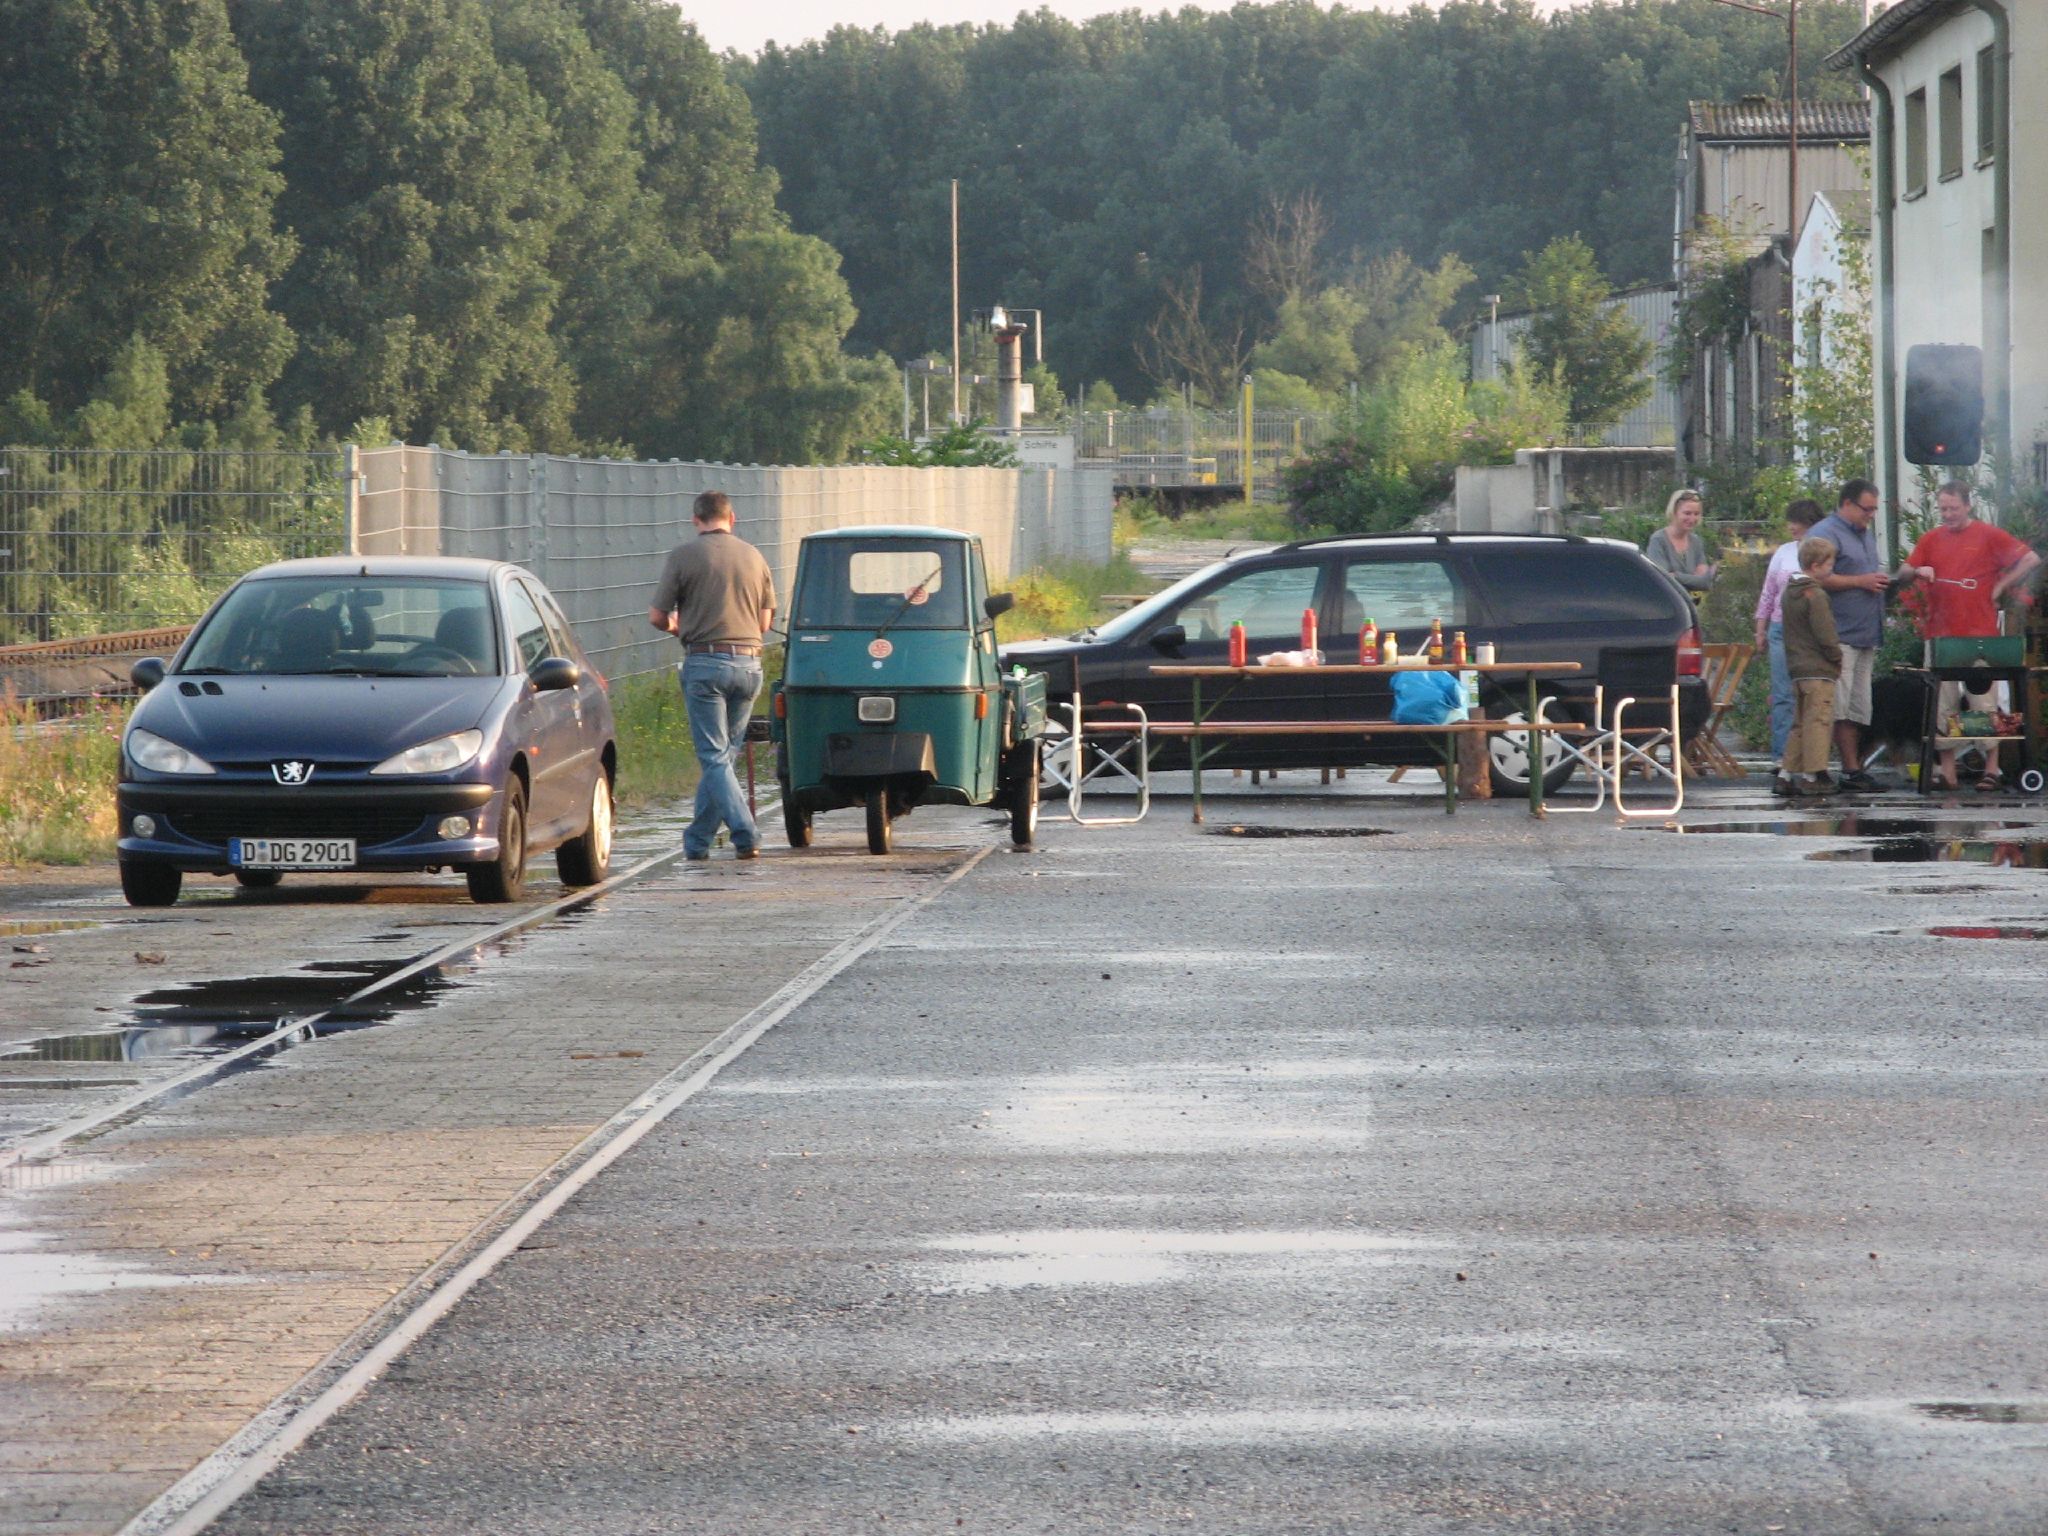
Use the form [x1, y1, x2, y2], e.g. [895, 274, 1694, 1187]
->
[1778, 537, 1843, 798]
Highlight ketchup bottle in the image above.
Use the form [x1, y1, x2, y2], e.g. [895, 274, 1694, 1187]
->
[1300, 607, 1318, 660]
[1451, 629, 1468, 666]
[1359, 618, 1378, 665]
[1427, 617, 1445, 662]
[1228, 620, 1248, 668]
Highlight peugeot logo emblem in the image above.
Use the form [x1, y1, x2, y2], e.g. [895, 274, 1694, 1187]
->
[273, 760, 315, 786]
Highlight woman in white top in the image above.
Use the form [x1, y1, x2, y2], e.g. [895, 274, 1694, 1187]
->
[1752, 499, 1823, 765]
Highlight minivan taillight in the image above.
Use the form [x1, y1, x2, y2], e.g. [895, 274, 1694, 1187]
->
[1677, 627, 1704, 677]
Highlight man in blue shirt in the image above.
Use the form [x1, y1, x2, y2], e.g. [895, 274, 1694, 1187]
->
[1807, 478, 1890, 792]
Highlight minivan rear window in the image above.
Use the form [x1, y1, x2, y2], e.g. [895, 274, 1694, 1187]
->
[1471, 548, 1681, 624]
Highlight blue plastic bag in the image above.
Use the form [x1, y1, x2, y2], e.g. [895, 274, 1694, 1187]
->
[1390, 668, 1466, 724]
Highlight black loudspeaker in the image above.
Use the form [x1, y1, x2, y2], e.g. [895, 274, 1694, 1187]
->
[1903, 343, 1983, 465]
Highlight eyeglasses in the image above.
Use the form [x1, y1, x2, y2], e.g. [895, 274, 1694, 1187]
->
[1856, 499, 1880, 513]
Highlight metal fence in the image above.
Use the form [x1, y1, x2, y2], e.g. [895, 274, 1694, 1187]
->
[0, 447, 346, 647]
[351, 447, 1117, 684]
[0, 444, 1114, 699]
[1066, 408, 1335, 500]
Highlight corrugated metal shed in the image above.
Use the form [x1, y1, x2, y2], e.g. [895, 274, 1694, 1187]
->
[1687, 98, 1872, 142]
[1469, 284, 1677, 448]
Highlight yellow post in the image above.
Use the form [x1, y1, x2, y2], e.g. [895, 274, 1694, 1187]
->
[1240, 374, 1254, 505]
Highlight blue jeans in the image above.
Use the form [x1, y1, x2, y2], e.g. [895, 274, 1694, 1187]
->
[680, 653, 762, 857]
[1766, 620, 1793, 759]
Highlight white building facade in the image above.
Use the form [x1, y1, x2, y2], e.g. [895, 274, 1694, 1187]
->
[1830, 0, 2046, 550]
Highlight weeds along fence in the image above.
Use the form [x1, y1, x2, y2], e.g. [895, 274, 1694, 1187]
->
[355, 447, 1114, 684]
[0, 444, 1113, 697]
[0, 447, 347, 647]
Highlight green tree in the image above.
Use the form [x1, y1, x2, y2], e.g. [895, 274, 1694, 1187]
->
[0, 0, 295, 421]
[1508, 235, 1651, 432]
[234, 0, 579, 450]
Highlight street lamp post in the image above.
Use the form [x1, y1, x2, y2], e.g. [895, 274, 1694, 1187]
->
[1708, 0, 1800, 243]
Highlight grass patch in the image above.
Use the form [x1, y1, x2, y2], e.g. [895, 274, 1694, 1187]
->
[1, 694, 123, 867]
[997, 551, 1152, 643]
[1120, 495, 1300, 543]
[608, 651, 785, 812]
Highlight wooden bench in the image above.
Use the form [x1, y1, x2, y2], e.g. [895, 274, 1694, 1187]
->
[1071, 714, 1594, 819]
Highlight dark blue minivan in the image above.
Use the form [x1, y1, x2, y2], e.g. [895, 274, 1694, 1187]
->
[117, 557, 615, 906]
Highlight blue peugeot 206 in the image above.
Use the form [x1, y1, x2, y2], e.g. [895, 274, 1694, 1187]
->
[116, 556, 616, 907]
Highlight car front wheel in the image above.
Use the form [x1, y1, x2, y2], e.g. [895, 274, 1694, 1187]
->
[120, 859, 182, 907]
[466, 778, 528, 903]
[1486, 707, 1576, 795]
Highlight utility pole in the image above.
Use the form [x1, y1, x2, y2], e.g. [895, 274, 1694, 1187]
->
[1707, 0, 1799, 243]
[950, 179, 961, 426]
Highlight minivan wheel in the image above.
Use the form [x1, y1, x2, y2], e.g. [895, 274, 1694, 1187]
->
[1487, 708, 1576, 795]
[466, 779, 528, 902]
[120, 859, 182, 907]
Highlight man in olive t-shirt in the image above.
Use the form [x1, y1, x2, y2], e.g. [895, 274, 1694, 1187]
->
[647, 490, 777, 860]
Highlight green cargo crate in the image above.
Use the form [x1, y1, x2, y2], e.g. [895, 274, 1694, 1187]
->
[1926, 635, 2026, 668]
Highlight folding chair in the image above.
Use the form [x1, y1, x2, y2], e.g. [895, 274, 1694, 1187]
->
[1682, 642, 1754, 779]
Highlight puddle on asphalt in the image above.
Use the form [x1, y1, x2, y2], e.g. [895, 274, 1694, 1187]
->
[1812, 840, 2048, 867]
[1210, 824, 1396, 839]
[1670, 818, 2035, 839]
[0, 919, 99, 940]
[1663, 817, 2048, 866]
[1, 957, 468, 1077]
[919, 1228, 1439, 1293]
[0, 1225, 225, 1331]
[1916, 1402, 2048, 1425]
[1924, 924, 2048, 941]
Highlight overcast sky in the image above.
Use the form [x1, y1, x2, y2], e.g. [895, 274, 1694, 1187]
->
[688, 0, 1591, 59]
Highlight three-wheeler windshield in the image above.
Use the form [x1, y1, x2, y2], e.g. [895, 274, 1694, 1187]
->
[793, 542, 970, 630]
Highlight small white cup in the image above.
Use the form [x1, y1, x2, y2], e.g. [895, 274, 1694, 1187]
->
[1475, 642, 1497, 665]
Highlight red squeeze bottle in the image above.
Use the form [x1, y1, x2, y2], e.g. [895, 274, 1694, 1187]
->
[1228, 620, 1248, 668]
[1301, 607, 1318, 659]
[1359, 619, 1378, 665]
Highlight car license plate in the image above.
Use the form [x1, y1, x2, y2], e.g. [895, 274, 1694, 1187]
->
[230, 837, 356, 869]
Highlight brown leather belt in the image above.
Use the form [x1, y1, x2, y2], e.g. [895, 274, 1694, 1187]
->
[684, 642, 761, 656]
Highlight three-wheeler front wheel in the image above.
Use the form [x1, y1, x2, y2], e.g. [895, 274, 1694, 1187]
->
[864, 785, 892, 854]
[1008, 740, 1041, 848]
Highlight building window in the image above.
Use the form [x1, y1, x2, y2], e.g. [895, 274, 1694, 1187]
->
[1939, 67, 1964, 180]
[1978, 46, 1997, 164]
[1905, 87, 1928, 195]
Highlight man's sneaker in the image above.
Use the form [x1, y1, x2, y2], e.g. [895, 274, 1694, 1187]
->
[1838, 771, 1881, 794]
[1793, 776, 1837, 797]
[735, 845, 760, 861]
[1770, 775, 1799, 798]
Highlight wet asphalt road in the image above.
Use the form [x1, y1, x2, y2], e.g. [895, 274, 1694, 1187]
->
[211, 790, 2048, 1535]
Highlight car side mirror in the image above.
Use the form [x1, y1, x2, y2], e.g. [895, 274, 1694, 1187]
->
[1148, 624, 1187, 654]
[530, 656, 581, 692]
[131, 657, 165, 692]
[984, 592, 1016, 620]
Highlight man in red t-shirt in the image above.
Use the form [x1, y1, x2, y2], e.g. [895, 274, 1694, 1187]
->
[1893, 480, 2041, 787]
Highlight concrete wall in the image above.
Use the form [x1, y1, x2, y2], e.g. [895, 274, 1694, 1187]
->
[351, 449, 1115, 681]
[1869, 5, 2046, 519]
[1452, 447, 1677, 532]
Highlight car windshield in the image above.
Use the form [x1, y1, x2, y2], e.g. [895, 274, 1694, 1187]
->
[1083, 561, 1231, 643]
[180, 575, 500, 677]
[793, 541, 970, 630]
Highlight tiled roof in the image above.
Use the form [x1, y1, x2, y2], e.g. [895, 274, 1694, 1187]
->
[1688, 98, 1872, 142]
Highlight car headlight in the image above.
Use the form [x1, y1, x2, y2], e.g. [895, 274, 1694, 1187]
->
[371, 729, 484, 776]
[127, 728, 216, 776]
